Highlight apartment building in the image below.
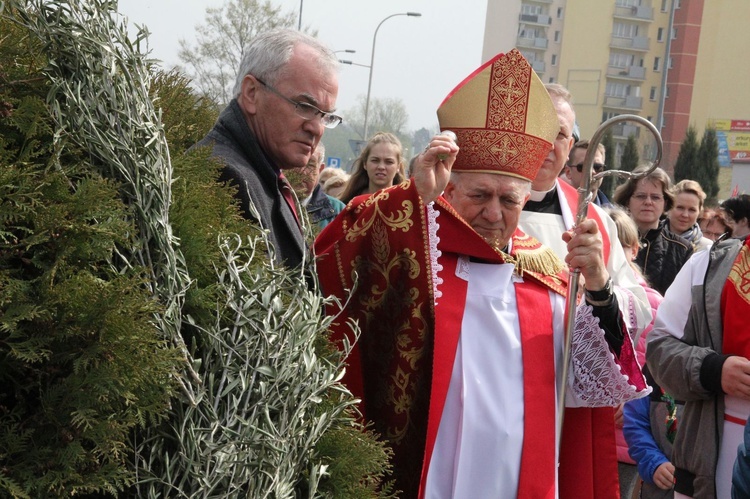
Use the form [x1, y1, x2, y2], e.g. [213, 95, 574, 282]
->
[483, 0, 750, 189]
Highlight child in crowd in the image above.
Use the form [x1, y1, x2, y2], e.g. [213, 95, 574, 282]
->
[607, 207, 666, 498]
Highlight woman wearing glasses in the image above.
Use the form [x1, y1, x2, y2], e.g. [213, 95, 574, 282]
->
[613, 166, 693, 296]
[339, 132, 406, 204]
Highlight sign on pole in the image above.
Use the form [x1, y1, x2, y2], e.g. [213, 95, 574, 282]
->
[327, 157, 341, 168]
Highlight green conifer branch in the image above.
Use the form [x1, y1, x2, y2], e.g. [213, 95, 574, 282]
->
[3, 0, 199, 399]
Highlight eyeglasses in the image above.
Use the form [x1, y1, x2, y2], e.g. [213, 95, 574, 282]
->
[632, 193, 664, 203]
[703, 230, 726, 239]
[571, 162, 606, 173]
[254, 76, 343, 129]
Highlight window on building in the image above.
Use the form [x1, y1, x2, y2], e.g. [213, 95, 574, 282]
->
[675, 0, 681, 8]
[657, 27, 664, 42]
[649, 86, 657, 100]
[609, 52, 634, 68]
[557, 7, 563, 18]
[665, 86, 670, 98]
[613, 22, 639, 38]
[551, 54, 557, 66]
[647, 116, 653, 123]
[554, 30, 560, 42]
[549, 77, 555, 84]
[616, 0, 639, 6]
[653, 56, 661, 71]
[606, 82, 631, 98]
[521, 50, 536, 62]
[521, 4, 543, 15]
[671, 27, 677, 39]
[602, 111, 619, 123]
[661, 0, 668, 11]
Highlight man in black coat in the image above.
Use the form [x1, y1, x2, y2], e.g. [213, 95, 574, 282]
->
[194, 28, 340, 268]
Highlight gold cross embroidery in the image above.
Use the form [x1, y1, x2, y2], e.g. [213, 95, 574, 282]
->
[499, 75, 524, 106]
[490, 135, 518, 164]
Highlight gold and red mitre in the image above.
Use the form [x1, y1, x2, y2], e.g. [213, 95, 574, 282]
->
[437, 48, 558, 181]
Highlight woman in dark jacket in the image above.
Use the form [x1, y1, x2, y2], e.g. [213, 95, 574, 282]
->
[613, 166, 692, 296]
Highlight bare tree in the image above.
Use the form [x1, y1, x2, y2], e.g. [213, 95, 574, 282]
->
[346, 95, 410, 140]
[178, 0, 303, 105]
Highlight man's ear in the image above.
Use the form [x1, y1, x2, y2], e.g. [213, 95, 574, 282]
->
[443, 181, 456, 202]
[239, 74, 261, 114]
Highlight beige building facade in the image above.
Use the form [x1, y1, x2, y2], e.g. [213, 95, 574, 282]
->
[483, 0, 750, 191]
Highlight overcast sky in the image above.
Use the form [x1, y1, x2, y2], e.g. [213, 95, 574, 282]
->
[118, 0, 490, 131]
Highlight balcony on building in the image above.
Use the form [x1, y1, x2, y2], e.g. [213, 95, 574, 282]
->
[517, 35, 549, 50]
[519, 13, 552, 26]
[531, 60, 546, 74]
[613, 4, 654, 22]
[606, 65, 646, 80]
[526, 0, 553, 4]
[610, 35, 650, 52]
[603, 95, 643, 111]
[610, 122, 641, 139]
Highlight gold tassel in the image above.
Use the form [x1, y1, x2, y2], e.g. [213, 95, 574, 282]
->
[504, 245, 565, 277]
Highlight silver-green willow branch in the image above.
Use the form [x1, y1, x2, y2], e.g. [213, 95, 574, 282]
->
[5, 0, 198, 399]
[2, 0, 362, 496]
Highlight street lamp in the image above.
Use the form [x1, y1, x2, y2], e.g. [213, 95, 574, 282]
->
[339, 59, 371, 69]
[363, 12, 421, 140]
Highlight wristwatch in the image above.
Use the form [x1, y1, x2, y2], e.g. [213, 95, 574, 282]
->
[585, 277, 614, 306]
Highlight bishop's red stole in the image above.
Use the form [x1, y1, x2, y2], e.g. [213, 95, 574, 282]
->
[418, 199, 560, 498]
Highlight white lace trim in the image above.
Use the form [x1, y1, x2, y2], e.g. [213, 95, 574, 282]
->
[615, 285, 639, 342]
[426, 202, 443, 304]
[569, 303, 650, 406]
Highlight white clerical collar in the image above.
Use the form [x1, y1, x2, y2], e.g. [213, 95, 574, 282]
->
[529, 185, 556, 202]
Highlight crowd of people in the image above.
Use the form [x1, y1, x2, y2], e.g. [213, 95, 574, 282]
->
[195, 26, 750, 498]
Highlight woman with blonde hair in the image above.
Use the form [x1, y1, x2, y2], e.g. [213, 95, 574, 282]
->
[667, 179, 711, 251]
[339, 132, 406, 204]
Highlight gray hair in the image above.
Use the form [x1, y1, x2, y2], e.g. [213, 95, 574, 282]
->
[545, 83, 573, 105]
[232, 28, 338, 98]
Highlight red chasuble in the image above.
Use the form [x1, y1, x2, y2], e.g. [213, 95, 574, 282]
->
[315, 181, 575, 498]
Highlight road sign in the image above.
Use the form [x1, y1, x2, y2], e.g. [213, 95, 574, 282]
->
[327, 157, 341, 168]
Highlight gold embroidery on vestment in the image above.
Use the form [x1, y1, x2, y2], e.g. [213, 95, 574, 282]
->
[728, 243, 750, 306]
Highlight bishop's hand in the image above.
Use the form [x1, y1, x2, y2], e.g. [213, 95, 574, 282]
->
[562, 219, 609, 291]
[414, 132, 459, 204]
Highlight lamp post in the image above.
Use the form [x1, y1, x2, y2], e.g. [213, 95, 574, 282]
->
[339, 59, 370, 69]
[362, 12, 421, 140]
